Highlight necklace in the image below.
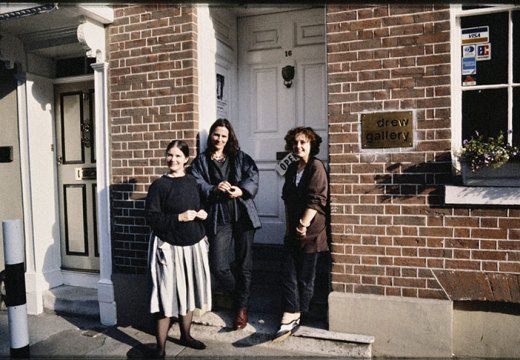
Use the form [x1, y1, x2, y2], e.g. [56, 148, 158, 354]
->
[212, 153, 226, 162]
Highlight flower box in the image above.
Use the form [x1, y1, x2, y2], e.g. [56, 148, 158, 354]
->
[461, 161, 520, 187]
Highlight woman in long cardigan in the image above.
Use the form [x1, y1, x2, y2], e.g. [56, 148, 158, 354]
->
[190, 119, 261, 330]
[273, 126, 329, 343]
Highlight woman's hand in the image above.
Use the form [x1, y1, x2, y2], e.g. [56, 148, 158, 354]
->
[227, 186, 243, 198]
[296, 218, 310, 237]
[178, 210, 198, 222]
[215, 181, 232, 193]
[295, 223, 307, 237]
[196, 209, 208, 220]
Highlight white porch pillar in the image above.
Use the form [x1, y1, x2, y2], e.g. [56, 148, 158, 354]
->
[92, 62, 116, 326]
[80, 16, 117, 325]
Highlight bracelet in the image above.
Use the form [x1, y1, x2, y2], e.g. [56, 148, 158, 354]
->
[299, 219, 310, 228]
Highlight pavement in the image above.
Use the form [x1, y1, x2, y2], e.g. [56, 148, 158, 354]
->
[0, 307, 371, 359]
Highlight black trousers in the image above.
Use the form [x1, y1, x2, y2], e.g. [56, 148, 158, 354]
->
[280, 248, 319, 314]
[209, 221, 255, 309]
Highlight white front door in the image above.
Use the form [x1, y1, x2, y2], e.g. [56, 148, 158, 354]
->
[237, 8, 327, 245]
[55, 81, 99, 271]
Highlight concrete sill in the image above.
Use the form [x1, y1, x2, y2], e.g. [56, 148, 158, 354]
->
[445, 185, 520, 205]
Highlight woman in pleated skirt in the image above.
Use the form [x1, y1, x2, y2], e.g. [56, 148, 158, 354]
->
[146, 140, 212, 356]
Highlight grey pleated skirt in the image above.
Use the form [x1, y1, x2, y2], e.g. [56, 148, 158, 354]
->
[148, 235, 212, 317]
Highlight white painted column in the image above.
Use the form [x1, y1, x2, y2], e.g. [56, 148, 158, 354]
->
[20, 74, 63, 315]
[197, 5, 217, 150]
[92, 62, 117, 326]
[15, 74, 43, 315]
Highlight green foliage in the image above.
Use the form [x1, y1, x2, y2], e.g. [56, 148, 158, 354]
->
[460, 131, 520, 172]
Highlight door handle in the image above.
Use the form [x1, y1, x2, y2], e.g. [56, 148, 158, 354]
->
[57, 156, 63, 165]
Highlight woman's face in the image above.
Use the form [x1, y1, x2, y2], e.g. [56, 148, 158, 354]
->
[166, 146, 188, 175]
[211, 126, 229, 153]
[293, 133, 311, 161]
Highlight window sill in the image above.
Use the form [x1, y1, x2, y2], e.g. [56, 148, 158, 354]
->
[445, 185, 520, 205]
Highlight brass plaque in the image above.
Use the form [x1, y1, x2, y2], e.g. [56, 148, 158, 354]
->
[361, 111, 413, 149]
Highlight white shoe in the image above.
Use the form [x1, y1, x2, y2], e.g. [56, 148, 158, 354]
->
[272, 317, 300, 343]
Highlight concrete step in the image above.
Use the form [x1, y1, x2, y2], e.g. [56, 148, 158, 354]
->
[186, 308, 374, 357]
[43, 285, 99, 318]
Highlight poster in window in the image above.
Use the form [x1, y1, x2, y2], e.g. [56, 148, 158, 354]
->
[217, 73, 228, 118]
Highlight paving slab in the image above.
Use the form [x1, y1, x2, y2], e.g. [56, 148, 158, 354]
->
[1, 310, 368, 359]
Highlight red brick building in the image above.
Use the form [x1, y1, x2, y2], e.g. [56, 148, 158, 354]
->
[107, 4, 520, 357]
[1, 3, 519, 358]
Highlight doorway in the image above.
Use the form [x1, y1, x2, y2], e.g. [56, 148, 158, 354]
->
[54, 81, 99, 272]
[236, 7, 328, 245]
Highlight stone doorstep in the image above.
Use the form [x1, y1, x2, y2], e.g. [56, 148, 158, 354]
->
[43, 285, 100, 318]
[190, 308, 374, 357]
[293, 326, 375, 344]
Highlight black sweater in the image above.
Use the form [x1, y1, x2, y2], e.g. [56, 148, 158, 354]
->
[145, 174, 205, 246]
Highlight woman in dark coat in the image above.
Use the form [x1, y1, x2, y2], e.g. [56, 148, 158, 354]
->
[273, 126, 329, 342]
[190, 119, 261, 330]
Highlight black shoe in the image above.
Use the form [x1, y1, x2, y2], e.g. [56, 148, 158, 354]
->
[180, 336, 206, 350]
[153, 350, 165, 359]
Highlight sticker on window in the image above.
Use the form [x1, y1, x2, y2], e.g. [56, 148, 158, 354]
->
[462, 57, 477, 75]
[462, 26, 489, 45]
[476, 43, 491, 61]
[462, 75, 476, 86]
[462, 45, 476, 58]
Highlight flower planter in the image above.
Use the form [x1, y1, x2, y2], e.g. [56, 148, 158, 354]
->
[461, 161, 520, 187]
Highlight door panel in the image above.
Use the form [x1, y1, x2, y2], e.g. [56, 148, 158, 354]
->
[254, 68, 278, 133]
[55, 81, 99, 271]
[238, 8, 327, 245]
[61, 93, 85, 163]
[63, 184, 88, 254]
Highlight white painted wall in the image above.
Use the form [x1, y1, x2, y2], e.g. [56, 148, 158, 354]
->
[23, 74, 62, 314]
[197, 5, 238, 152]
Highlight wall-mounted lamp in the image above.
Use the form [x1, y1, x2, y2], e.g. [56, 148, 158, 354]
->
[282, 65, 295, 88]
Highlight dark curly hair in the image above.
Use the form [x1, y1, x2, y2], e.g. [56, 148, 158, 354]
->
[206, 118, 240, 158]
[284, 126, 322, 157]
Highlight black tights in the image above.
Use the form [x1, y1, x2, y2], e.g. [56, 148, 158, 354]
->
[155, 311, 194, 355]
[179, 311, 194, 341]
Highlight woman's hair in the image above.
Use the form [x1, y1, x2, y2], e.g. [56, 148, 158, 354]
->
[284, 126, 322, 157]
[206, 118, 240, 157]
[165, 139, 190, 158]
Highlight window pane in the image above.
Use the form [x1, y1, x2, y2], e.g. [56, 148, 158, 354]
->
[462, 5, 494, 10]
[514, 87, 520, 146]
[514, 11, 520, 83]
[461, 12, 508, 85]
[462, 89, 508, 142]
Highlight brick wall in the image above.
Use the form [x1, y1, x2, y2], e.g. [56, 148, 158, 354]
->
[108, 4, 198, 273]
[326, 4, 520, 302]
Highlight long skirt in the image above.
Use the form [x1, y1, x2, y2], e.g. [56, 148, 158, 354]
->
[148, 235, 212, 317]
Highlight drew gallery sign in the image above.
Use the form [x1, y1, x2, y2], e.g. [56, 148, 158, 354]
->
[361, 111, 414, 149]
